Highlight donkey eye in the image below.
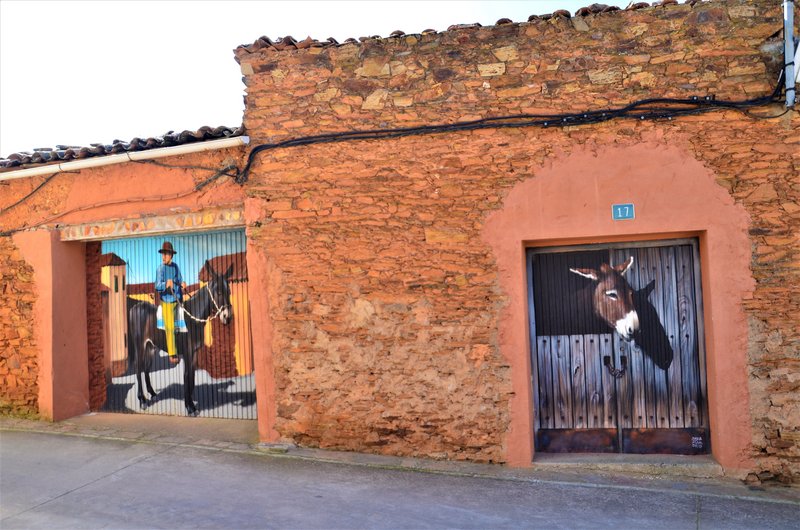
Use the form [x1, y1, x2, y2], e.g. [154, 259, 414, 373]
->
[605, 290, 618, 300]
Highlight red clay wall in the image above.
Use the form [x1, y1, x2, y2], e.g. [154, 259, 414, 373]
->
[236, 0, 799, 479]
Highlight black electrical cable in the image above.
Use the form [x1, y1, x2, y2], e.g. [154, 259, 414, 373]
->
[0, 172, 59, 214]
[0, 68, 789, 234]
[194, 164, 240, 190]
[0, 163, 238, 237]
[744, 107, 795, 120]
[132, 159, 240, 189]
[236, 72, 787, 184]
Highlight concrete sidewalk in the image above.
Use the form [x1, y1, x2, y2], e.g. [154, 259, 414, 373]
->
[1, 413, 798, 526]
[1, 428, 798, 530]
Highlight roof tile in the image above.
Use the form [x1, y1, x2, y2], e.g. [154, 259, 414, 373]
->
[232, 1, 698, 60]
[0, 125, 244, 170]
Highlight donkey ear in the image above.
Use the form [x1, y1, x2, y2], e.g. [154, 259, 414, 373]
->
[570, 267, 598, 281]
[224, 263, 234, 279]
[638, 279, 656, 298]
[615, 256, 634, 276]
[204, 259, 215, 276]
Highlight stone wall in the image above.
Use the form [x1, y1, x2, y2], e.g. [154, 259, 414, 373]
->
[86, 242, 105, 411]
[0, 237, 39, 416]
[237, 0, 799, 478]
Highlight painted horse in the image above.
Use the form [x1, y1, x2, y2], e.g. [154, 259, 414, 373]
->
[128, 262, 233, 416]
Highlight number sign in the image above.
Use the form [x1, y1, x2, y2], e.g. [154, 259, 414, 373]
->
[612, 203, 635, 221]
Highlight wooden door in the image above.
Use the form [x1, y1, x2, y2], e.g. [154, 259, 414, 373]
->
[528, 240, 709, 454]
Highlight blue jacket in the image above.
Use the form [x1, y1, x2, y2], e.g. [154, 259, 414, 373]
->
[155, 263, 183, 303]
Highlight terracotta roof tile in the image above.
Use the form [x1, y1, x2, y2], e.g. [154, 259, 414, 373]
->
[576, 4, 621, 16]
[0, 125, 244, 170]
[199, 252, 248, 283]
[99, 253, 126, 267]
[234, 1, 693, 60]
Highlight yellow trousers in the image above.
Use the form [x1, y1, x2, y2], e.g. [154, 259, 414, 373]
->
[160, 301, 178, 357]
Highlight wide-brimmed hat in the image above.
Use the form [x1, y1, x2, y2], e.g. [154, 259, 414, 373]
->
[158, 241, 176, 255]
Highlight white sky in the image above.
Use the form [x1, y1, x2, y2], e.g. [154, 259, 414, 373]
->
[0, 0, 615, 157]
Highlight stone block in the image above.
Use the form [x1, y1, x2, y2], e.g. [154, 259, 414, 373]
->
[492, 46, 519, 62]
[362, 89, 389, 110]
[478, 63, 506, 77]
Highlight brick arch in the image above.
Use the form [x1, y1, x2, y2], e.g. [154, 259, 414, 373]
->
[482, 142, 754, 473]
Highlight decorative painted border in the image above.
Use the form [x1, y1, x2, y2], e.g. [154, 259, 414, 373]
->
[59, 208, 245, 241]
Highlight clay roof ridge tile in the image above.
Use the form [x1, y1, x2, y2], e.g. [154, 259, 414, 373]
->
[234, 0, 695, 55]
[575, 4, 621, 16]
[293, 36, 315, 49]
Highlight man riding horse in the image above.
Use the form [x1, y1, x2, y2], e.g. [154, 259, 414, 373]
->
[155, 241, 187, 364]
[129, 247, 234, 416]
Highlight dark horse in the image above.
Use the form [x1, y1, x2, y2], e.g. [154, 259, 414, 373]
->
[128, 262, 233, 416]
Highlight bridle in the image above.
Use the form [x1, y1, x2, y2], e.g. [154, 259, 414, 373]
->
[180, 282, 230, 323]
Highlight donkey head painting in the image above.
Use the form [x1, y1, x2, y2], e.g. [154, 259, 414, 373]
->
[569, 256, 640, 342]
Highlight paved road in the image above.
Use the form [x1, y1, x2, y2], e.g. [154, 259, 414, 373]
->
[1, 430, 797, 529]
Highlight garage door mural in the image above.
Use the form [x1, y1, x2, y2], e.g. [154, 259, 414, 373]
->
[527, 240, 708, 454]
[97, 229, 256, 419]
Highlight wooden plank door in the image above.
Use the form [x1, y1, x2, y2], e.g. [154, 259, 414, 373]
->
[530, 240, 709, 455]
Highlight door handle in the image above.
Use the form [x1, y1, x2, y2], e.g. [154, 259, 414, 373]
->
[604, 355, 627, 378]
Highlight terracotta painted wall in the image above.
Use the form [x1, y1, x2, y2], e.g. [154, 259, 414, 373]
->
[236, 0, 799, 480]
[12, 230, 89, 421]
[0, 148, 248, 417]
[481, 140, 756, 471]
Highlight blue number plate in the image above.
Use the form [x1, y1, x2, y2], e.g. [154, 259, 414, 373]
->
[612, 203, 635, 221]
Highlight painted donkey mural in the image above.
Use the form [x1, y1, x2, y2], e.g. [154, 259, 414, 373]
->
[568, 256, 673, 370]
[631, 279, 674, 370]
[569, 256, 640, 341]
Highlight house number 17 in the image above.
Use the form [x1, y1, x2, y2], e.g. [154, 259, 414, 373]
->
[612, 203, 635, 221]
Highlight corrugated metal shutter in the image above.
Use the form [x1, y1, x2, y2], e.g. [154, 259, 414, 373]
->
[528, 239, 708, 454]
[95, 229, 256, 419]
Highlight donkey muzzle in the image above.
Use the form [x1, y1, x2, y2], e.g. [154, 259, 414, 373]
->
[615, 310, 640, 341]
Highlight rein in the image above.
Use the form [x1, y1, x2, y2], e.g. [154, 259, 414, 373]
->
[179, 283, 229, 323]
